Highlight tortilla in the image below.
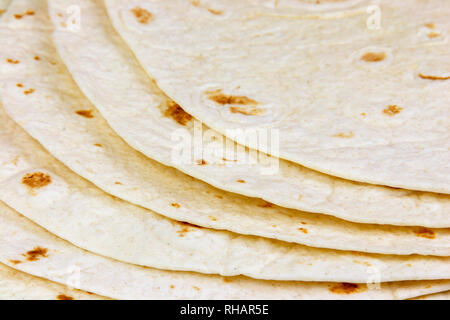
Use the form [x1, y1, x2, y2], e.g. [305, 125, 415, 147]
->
[44, 0, 450, 229]
[0, 262, 104, 300]
[1, 1, 449, 259]
[105, 0, 450, 194]
[1, 201, 449, 300]
[9, 0, 449, 257]
[2, 100, 450, 282]
[0, 0, 449, 299]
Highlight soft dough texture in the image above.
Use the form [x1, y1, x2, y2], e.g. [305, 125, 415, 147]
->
[1, 99, 450, 282]
[1, 200, 450, 300]
[1, 0, 441, 257]
[105, 0, 450, 193]
[45, 0, 450, 228]
[0, 262, 104, 300]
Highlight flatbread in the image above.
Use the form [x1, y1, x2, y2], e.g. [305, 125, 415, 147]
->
[0, 1, 449, 264]
[44, 0, 450, 229]
[0, 262, 104, 300]
[105, 0, 450, 194]
[2, 101, 450, 282]
[0, 0, 443, 257]
[1, 200, 449, 300]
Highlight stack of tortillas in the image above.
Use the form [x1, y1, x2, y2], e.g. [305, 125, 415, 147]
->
[0, 0, 448, 300]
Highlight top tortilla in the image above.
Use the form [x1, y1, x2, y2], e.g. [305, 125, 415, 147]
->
[105, 0, 450, 193]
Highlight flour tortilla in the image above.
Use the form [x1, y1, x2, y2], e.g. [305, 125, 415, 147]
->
[1, 201, 449, 300]
[1, 0, 443, 257]
[2, 100, 450, 282]
[1, 1, 449, 257]
[0, 262, 104, 300]
[45, 0, 450, 229]
[105, 0, 450, 194]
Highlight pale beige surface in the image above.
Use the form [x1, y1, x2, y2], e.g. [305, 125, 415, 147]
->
[1, 201, 450, 300]
[44, 0, 450, 229]
[0, 262, 104, 300]
[0, 0, 439, 257]
[105, 0, 450, 194]
[1, 100, 450, 282]
[0, 0, 449, 299]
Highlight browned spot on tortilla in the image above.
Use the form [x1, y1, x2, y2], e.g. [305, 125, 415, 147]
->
[229, 106, 265, 116]
[9, 260, 22, 265]
[257, 201, 274, 208]
[60, 22, 67, 28]
[298, 227, 308, 234]
[193, 286, 200, 291]
[223, 278, 233, 283]
[298, 195, 303, 200]
[209, 216, 218, 221]
[215, 195, 223, 199]
[16, 83, 24, 87]
[329, 283, 366, 294]
[418, 73, 450, 81]
[23, 247, 48, 262]
[24, 88, 35, 95]
[361, 52, 386, 62]
[163, 101, 193, 126]
[11, 156, 19, 166]
[237, 179, 245, 183]
[57, 294, 74, 300]
[222, 158, 237, 162]
[383, 105, 403, 116]
[22, 172, 51, 189]
[427, 32, 440, 39]
[75, 110, 94, 118]
[171, 203, 181, 208]
[13, 10, 34, 19]
[177, 221, 203, 237]
[131, 7, 153, 24]
[413, 227, 435, 239]
[361, 112, 367, 116]
[196, 159, 207, 165]
[94, 143, 103, 147]
[0, 9, 4, 15]
[207, 8, 223, 15]
[333, 132, 354, 138]
[301, 222, 307, 225]
[207, 90, 258, 106]
[114, 181, 122, 185]
[6, 58, 20, 64]
[170, 285, 175, 289]
[424, 23, 435, 29]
